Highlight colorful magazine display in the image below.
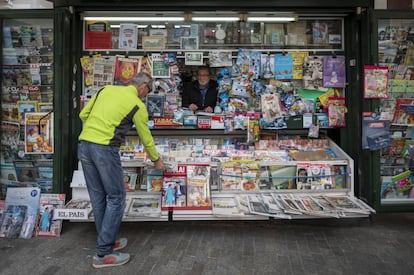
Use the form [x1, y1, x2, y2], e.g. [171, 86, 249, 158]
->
[36, 193, 66, 237]
[0, 187, 41, 239]
[186, 165, 211, 209]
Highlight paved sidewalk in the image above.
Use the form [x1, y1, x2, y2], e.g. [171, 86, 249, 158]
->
[0, 212, 413, 275]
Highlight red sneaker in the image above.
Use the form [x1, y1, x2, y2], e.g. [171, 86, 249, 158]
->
[113, 238, 127, 251]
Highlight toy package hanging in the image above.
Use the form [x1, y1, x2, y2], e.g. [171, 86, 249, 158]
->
[328, 97, 346, 127]
[363, 65, 389, 99]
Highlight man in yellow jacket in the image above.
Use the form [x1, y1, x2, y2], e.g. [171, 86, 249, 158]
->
[78, 72, 165, 268]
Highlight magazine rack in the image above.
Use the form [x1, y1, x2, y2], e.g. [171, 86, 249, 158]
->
[69, 14, 376, 221]
[68, 131, 374, 222]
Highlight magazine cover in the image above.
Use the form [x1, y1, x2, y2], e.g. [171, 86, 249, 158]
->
[312, 22, 329, 44]
[126, 195, 161, 217]
[303, 56, 325, 91]
[274, 53, 293, 80]
[310, 195, 339, 215]
[161, 164, 187, 209]
[234, 195, 251, 215]
[0, 187, 41, 239]
[212, 196, 244, 217]
[146, 94, 165, 117]
[323, 56, 346, 88]
[0, 205, 27, 239]
[123, 169, 138, 192]
[92, 56, 115, 92]
[186, 165, 211, 209]
[113, 56, 140, 85]
[260, 53, 275, 79]
[240, 160, 260, 191]
[363, 65, 389, 99]
[271, 194, 303, 216]
[246, 194, 274, 217]
[260, 193, 292, 219]
[24, 112, 53, 154]
[208, 50, 233, 67]
[296, 163, 311, 190]
[146, 169, 163, 192]
[36, 193, 66, 237]
[220, 161, 242, 191]
[308, 163, 333, 190]
[118, 24, 138, 50]
[323, 195, 371, 215]
[1, 121, 20, 149]
[391, 98, 414, 124]
[289, 51, 308, 79]
[151, 53, 170, 78]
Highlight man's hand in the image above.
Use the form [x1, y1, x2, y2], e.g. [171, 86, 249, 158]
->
[189, 103, 198, 111]
[154, 158, 166, 171]
[203, 106, 213, 113]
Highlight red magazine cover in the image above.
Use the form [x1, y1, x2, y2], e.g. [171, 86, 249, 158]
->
[113, 56, 140, 85]
[391, 98, 414, 125]
[161, 164, 187, 210]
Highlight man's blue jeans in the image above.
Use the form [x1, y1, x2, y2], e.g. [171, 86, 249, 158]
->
[77, 140, 126, 256]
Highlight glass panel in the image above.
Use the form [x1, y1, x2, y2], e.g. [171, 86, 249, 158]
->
[1, 18, 54, 198]
[377, 19, 414, 205]
[83, 17, 344, 51]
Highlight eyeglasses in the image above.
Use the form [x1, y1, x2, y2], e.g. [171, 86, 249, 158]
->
[198, 74, 210, 77]
[146, 82, 152, 91]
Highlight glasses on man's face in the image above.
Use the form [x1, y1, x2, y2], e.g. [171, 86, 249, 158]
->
[146, 82, 152, 91]
[198, 74, 210, 77]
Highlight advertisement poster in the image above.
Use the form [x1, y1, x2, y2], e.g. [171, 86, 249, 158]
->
[118, 24, 138, 50]
[113, 56, 141, 85]
[24, 112, 53, 154]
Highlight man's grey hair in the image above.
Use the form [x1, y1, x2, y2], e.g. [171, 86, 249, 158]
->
[130, 72, 153, 87]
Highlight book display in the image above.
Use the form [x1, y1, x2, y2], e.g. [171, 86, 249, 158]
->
[0, 18, 55, 199]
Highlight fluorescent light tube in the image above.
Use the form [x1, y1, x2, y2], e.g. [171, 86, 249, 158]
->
[191, 16, 240, 22]
[84, 16, 185, 22]
[247, 16, 297, 22]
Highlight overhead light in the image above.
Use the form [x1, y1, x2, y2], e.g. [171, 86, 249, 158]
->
[246, 12, 297, 22]
[174, 25, 191, 28]
[83, 16, 185, 22]
[192, 16, 240, 22]
[191, 12, 240, 22]
[110, 24, 148, 29]
[151, 25, 166, 29]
